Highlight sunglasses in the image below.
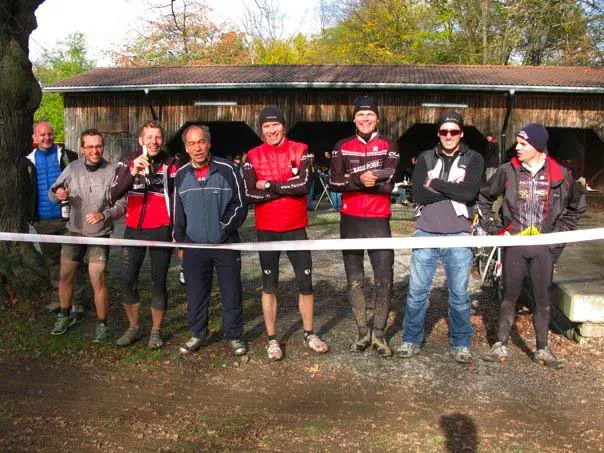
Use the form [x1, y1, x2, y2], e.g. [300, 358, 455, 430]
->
[438, 129, 461, 137]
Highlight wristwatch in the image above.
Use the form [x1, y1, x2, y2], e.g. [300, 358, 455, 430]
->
[264, 181, 271, 191]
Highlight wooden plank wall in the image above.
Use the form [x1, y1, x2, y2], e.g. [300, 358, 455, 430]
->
[64, 90, 604, 164]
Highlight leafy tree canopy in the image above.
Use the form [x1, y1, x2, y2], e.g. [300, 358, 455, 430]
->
[33, 32, 95, 142]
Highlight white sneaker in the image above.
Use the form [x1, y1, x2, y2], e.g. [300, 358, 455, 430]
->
[266, 339, 283, 361]
[180, 336, 204, 355]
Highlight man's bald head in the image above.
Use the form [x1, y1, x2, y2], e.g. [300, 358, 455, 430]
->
[33, 122, 56, 152]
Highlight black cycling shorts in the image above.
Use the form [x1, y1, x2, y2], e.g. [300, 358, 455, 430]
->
[257, 228, 312, 295]
[122, 226, 173, 311]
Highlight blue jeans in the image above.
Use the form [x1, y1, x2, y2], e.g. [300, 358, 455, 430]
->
[396, 189, 408, 204]
[330, 191, 342, 210]
[403, 230, 473, 348]
[307, 176, 316, 209]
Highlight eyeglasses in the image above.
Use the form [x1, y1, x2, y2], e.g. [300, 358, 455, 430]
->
[438, 129, 461, 137]
[82, 145, 103, 150]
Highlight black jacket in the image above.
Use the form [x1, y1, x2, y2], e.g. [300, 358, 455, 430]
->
[477, 156, 587, 262]
[413, 143, 484, 207]
[23, 146, 79, 223]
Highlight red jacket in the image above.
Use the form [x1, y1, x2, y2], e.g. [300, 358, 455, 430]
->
[109, 150, 180, 230]
[329, 133, 399, 218]
[243, 138, 312, 232]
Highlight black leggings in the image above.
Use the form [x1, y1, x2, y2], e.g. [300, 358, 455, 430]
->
[499, 245, 554, 350]
[257, 228, 313, 295]
[122, 226, 173, 311]
[340, 214, 394, 337]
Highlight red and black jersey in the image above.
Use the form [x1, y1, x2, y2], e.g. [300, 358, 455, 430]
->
[243, 138, 312, 232]
[109, 150, 181, 230]
[329, 133, 399, 218]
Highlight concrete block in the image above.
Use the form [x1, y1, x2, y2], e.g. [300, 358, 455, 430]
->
[578, 322, 604, 338]
[551, 279, 604, 323]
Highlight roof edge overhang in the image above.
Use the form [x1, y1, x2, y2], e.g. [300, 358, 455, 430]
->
[44, 82, 604, 94]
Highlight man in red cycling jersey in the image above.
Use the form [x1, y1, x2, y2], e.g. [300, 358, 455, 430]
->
[329, 96, 399, 357]
[109, 121, 181, 349]
[243, 106, 329, 361]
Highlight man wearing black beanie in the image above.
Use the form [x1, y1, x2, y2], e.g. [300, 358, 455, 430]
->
[243, 105, 329, 361]
[478, 122, 587, 368]
[399, 110, 483, 364]
[329, 95, 399, 357]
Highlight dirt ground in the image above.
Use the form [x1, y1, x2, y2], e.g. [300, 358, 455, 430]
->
[1, 200, 604, 452]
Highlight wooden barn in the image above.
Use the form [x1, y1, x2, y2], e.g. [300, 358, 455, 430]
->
[45, 64, 604, 186]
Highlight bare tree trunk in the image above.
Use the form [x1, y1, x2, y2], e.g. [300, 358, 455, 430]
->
[0, 0, 49, 303]
[482, 0, 489, 64]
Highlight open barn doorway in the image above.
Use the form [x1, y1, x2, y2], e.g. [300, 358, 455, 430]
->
[288, 121, 356, 169]
[167, 121, 262, 160]
[547, 128, 604, 183]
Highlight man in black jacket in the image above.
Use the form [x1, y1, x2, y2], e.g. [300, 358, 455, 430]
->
[173, 124, 248, 356]
[479, 123, 587, 368]
[398, 111, 483, 364]
[24, 122, 84, 313]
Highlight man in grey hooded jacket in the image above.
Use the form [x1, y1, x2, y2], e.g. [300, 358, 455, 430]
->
[48, 129, 126, 342]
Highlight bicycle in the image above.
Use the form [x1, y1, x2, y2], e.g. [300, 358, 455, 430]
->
[472, 217, 504, 302]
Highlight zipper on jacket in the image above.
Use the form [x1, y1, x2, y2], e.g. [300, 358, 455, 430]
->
[137, 183, 149, 229]
[529, 175, 536, 234]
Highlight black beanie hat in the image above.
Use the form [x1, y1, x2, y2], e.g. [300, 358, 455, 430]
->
[437, 111, 464, 129]
[259, 106, 285, 126]
[517, 123, 549, 152]
[353, 95, 379, 117]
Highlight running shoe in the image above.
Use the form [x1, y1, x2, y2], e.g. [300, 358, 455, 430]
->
[372, 336, 392, 358]
[93, 323, 110, 343]
[450, 346, 473, 364]
[396, 341, 421, 358]
[116, 325, 142, 347]
[51, 313, 71, 336]
[484, 342, 509, 363]
[230, 339, 248, 356]
[180, 336, 204, 355]
[266, 339, 283, 361]
[148, 328, 164, 349]
[533, 346, 564, 369]
[349, 330, 372, 352]
[304, 334, 329, 353]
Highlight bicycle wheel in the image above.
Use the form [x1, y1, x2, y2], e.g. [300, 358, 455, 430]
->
[477, 250, 494, 286]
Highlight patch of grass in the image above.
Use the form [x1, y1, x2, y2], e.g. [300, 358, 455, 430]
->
[119, 348, 163, 364]
[303, 424, 327, 442]
[102, 416, 126, 429]
[0, 400, 18, 422]
[0, 306, 95, 358]
[214, 415, 253, 437]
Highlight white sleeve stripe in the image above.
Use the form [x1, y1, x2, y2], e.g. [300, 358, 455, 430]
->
[215, 160, 244, 228]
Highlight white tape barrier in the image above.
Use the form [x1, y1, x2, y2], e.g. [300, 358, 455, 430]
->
[1, 228, 604, 252]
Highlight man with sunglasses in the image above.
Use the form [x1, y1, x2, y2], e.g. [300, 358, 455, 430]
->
[399, 111, 483, 363]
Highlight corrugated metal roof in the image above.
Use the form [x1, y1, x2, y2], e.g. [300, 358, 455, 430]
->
[44, 64, 604, 94]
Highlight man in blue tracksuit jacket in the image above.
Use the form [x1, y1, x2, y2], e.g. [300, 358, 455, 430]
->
[173, 124, 248, 356]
